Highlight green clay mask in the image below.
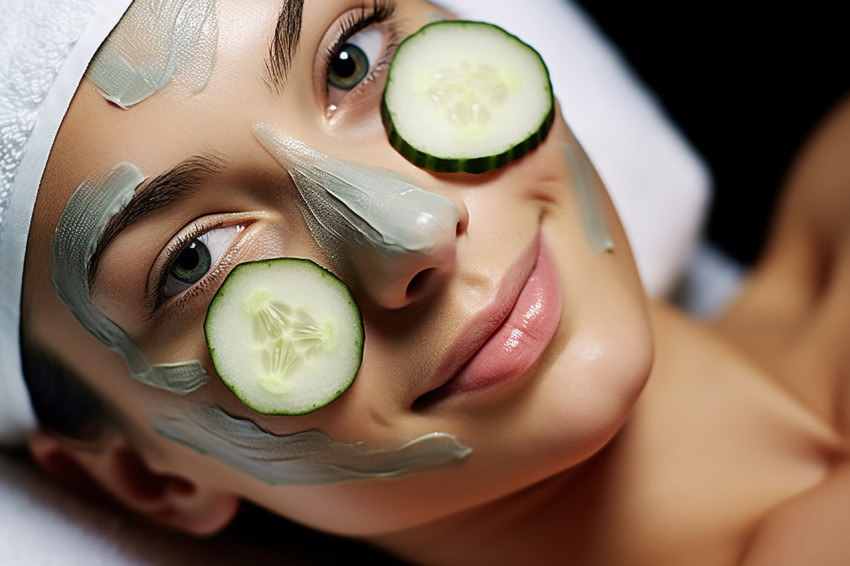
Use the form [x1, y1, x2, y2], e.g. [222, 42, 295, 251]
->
[151, 403, 472, 485]
[86, 0, 218, 108]
[52, 163, 209, 394]
[561, 141, 615, 254]
[253, 124, 459, 261]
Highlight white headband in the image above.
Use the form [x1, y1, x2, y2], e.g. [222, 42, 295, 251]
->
[0, 0, 133, 446]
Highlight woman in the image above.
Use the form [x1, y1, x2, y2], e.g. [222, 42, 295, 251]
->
[2, 0, 849, 564]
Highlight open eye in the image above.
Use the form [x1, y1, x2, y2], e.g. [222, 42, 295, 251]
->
[163, 225, 244, 298]
[327, 26, 384, 109]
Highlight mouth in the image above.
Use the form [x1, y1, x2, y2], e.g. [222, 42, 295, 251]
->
[414, 235, 562, 408]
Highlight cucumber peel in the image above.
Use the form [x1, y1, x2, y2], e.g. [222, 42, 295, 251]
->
[204, 258, 363, 415]
[382, 20, 555, 174]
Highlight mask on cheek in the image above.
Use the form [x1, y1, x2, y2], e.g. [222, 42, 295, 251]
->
[51, 163, 210, 394]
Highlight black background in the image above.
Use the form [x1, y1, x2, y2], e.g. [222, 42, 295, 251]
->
[574, 1, 849, 266]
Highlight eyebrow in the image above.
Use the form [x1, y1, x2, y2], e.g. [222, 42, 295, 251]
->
[88, 154, 228, 288]
[263, 0, 305, 95]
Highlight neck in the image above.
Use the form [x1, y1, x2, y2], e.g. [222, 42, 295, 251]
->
[373, 456, 607, 565]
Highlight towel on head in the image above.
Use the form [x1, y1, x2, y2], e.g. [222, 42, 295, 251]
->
[0, 0, 134, 446]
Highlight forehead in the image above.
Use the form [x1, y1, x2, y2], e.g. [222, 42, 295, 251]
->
[39, 1, 280, 212]
[86, 0, 219, 109]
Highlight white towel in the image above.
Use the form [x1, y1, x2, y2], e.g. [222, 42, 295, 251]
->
[0, 0, 134, 446]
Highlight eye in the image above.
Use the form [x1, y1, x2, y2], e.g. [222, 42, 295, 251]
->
[327, 26, 384, 109]
[163, 226, 244, 298]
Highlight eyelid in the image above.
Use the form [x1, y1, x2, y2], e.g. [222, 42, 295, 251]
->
[326, 26, 385, 109]
[145, 213, 257, 318]
[161, 224, 245, 299]
[319, 1, 400, 116]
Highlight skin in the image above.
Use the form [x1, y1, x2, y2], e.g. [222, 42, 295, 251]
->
[20, 0, 850, 563]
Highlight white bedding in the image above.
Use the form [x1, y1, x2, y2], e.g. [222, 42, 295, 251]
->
[0, 450, 277, 565]
[1, 1, 715, 563]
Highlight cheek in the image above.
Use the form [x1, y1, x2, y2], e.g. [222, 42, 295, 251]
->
[453, 226, 653, 492]
[545, 299, 654, 441]
[31, 289, 161, 440]
[533, 261, 653, 470]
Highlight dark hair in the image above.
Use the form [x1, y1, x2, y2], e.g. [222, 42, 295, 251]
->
[19, 334, 108, 443]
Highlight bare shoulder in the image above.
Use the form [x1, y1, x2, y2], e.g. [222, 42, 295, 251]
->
[717, 92, 850, 348]
[680, 95, 850, 563]
[715, 93, 850, 428]
[741, 464, 850, 566]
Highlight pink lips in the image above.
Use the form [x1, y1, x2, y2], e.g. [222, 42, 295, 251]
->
[418, 238, 562, 405]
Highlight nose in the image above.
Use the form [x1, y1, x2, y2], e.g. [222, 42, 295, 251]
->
[253, 124, 465, 310]
[348, 194, 465, 309]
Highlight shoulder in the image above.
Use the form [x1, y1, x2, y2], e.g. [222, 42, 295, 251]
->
[714, 94, 850, 429]
[741, 463, 850, 566]
[644, 306, 850, 566]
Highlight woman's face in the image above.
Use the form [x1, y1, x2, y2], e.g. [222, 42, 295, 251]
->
[25, 0, 653, 537]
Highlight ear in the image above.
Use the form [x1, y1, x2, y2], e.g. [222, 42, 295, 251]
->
[28, 428, 241, 536]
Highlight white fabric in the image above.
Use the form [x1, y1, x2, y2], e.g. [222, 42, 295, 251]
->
[0, 0, 714, 563]
[0, 450, 296, 565]
[0, 0, 134, 446]
[674, 242, 745, 320]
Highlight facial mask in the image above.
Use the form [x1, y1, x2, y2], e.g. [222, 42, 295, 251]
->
[86, 0, 218, 108]
[151, 403, 472, 485]
[561, 142, 615, 254]
[253, 124, 459, 260]
[52, 163, 209, 394]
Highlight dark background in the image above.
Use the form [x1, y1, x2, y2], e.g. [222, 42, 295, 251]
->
[574, 1, 849, 266]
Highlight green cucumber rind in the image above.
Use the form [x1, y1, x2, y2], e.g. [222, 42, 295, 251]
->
[382, 20, 555, 174]
[204, 258, 364, 416]
[382, 101, 555, 174]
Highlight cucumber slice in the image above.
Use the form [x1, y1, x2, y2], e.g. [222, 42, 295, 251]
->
[382, 21, 555, 174]
[204, 258, 363, 415]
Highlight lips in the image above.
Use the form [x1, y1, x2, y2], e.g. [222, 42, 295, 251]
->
[416, 237, 562, 406]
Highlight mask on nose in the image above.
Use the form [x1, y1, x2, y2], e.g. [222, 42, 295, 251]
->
[253, 124, 459, 263]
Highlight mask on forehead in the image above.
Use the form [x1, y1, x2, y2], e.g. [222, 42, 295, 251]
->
[86, 0, 219, 108]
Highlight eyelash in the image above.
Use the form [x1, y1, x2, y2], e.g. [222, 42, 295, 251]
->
[321, 0, 400, 105]
[146, 219, 245, 318]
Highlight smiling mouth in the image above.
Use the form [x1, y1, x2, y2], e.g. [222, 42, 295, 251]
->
[414, 234, 562, 408]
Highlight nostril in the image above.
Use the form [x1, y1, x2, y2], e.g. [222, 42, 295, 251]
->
[406, 268, 436, 299]
[455, 214, 468, 238]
